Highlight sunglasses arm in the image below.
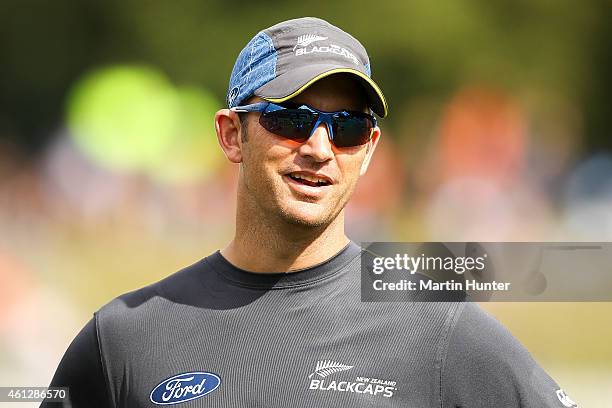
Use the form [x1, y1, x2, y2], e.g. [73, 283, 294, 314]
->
[229, 102, 271, 113]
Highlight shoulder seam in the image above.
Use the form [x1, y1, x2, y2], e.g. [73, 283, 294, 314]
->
[94, 312, 116, 408]
[436, 301, 467, 408]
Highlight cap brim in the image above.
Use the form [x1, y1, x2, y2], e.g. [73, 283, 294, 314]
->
[254, 64, 388, 118]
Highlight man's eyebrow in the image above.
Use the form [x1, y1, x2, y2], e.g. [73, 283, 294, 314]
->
[280, 101, 302, 109]
[283, 98, 369, 110]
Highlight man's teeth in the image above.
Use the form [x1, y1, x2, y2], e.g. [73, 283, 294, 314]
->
[291, 174, 328, 184]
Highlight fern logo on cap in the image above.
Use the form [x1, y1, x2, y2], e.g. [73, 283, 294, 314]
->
[293, 34, 328, 51]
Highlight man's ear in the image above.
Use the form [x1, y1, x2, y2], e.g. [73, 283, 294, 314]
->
[215, 109, 243, 163]
[360, 126, 381, 175]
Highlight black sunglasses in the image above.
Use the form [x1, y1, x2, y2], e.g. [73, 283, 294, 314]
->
[231, 102, 377, 148]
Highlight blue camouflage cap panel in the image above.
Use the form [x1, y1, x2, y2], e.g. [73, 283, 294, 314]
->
[227, 32, 277, 108]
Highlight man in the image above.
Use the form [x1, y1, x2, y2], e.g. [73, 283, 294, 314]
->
[43, 17, 576, 408]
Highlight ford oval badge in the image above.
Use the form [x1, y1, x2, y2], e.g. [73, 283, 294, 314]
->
[150, 371, 221, 405]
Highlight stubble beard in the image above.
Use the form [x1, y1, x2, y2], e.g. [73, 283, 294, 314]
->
[270, 176, 358, 232]
[238, 153, 359, 236]
[277, 200, 340, 229]
[242, 174, 348, 231]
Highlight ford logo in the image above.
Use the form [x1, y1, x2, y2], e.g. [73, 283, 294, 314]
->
[150, 371, 221, 405]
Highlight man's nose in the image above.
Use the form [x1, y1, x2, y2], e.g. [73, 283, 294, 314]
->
[297, 123, 334, 162]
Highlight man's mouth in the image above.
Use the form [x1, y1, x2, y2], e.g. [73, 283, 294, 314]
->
[286, 172, 332, 187]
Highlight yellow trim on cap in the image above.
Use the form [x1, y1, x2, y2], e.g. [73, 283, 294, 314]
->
[261, 68, 388, 118]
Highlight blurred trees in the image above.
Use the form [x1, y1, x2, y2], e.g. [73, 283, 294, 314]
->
[1, 0, 610, 153]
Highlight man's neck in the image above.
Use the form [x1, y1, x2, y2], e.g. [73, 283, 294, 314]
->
[220, 207, 350, 273]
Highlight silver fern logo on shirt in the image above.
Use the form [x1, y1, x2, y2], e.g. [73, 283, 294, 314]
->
[307, 360, 397, 398]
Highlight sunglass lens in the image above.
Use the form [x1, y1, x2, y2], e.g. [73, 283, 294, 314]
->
[332, 115, 373, 147]
[259, 110, 316, 142]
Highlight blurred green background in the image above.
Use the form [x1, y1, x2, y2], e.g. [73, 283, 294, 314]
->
[1, 1, 611, 406]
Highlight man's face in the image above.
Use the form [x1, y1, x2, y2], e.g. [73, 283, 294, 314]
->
[238, 75, 380, 228]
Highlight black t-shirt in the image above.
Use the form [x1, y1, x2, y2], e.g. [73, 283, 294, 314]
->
[42, 242, 572, 407]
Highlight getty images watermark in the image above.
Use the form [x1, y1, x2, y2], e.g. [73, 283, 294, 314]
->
[360, 242, 612, 302]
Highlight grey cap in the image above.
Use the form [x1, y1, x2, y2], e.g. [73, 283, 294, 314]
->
[227, 17, 388, 117]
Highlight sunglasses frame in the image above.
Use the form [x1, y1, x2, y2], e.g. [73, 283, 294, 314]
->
[230, 102, 377, 147]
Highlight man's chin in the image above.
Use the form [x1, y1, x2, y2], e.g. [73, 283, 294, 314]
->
[278, 203, 335, 228]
